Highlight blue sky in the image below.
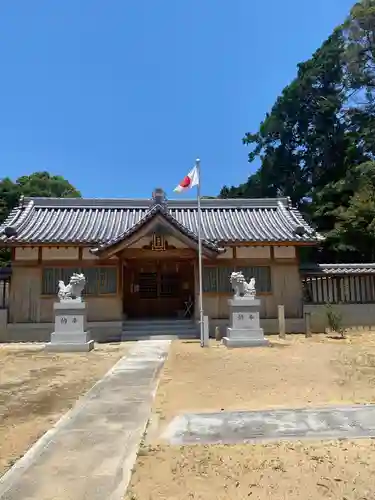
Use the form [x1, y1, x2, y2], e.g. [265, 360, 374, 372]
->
[0, 0, 354, 199]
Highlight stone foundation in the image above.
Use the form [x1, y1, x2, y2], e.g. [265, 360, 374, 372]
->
[223, 297, 269, 348]
[45, 301, 94, 352]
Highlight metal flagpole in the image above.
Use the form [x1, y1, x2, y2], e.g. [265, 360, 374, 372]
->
[195, 158, 205, 347]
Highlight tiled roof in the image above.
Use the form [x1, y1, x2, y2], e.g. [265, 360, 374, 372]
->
[300, 264, 375, 275]
[0, 195, 322, 245]
[91, 203, 221, 254]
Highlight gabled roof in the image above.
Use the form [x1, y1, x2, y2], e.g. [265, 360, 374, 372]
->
[0, 193, 323, 246]
[90, 203, 221, 257]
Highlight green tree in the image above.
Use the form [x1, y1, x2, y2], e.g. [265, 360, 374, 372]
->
[343, 1, 375, 159]
[327, 161, 375, 261]
[222, 2, 375, 261]
[344, 0, 375, 105]
[220, 171, 269, 199]
[0, 172, 81, 224]
[240, 31, 349, 209]
[0, 172, 81, 265]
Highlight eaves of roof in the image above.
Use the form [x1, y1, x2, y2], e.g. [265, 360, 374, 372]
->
[90, 203, 221, 257]
[0, 195, 323, 246]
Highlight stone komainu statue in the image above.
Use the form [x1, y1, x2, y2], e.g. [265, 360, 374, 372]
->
[230, 271, 256, 298]
[58, 273, 86, 301]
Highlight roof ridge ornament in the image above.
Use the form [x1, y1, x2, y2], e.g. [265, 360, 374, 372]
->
[2, 226, 17, 238]
[150, 188, 167, 211]
[294, 225, 306, 236]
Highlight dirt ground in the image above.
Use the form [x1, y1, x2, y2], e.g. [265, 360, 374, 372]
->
[0, 342, 129, 477]
[126, 440, 375, 500]
[125, 333, 375, 499]
[154, 334, 375, 424]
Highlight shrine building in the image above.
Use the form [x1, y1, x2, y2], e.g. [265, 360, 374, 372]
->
[0, 188, 322, 340]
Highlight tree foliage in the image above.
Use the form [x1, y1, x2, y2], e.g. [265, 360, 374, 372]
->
[221, 1, 375, 262]
[0, 172, 81, 225]
[0, 172, 81, 265]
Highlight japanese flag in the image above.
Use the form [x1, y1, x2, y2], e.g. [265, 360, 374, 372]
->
[174, 165, 199, 193]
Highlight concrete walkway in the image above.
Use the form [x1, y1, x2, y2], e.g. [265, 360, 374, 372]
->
[0, 340, 171, 500]
[162, 404, 375, 445]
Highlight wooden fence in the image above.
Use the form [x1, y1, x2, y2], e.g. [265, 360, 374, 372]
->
[301, 265, 375, 305]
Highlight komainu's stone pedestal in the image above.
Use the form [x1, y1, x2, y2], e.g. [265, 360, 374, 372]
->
[223, 297, 269, 348]
[45, 301, 94, 352]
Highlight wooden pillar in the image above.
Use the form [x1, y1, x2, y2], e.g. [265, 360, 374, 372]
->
[118, 256, 123, 298]
[193, 258, 199, 320]
[278, 304, 286, 339]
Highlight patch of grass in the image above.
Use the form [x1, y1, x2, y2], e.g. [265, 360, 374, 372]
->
[325, 303, 346, 339]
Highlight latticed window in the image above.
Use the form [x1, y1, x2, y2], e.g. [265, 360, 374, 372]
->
[84, 267, 117, 295]
[218, 267, 235, 293]
[203, 266, 271, 293]
[236, 266, 271, 293]
[42, 267, 118, 296]
[202, 267, 218, 293]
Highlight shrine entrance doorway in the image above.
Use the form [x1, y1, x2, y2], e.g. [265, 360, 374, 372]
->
[123, 259, 195, 319]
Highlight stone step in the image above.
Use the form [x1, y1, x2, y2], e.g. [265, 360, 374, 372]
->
[122, 329, 199, 336]
[121, 328, 199, 335]
[122, 319, 196, 326]
[121, 333, 199, 341]
[122, 321, 198, 333]
[118, 319, 200, 341]
[100, 332, 199, 342]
